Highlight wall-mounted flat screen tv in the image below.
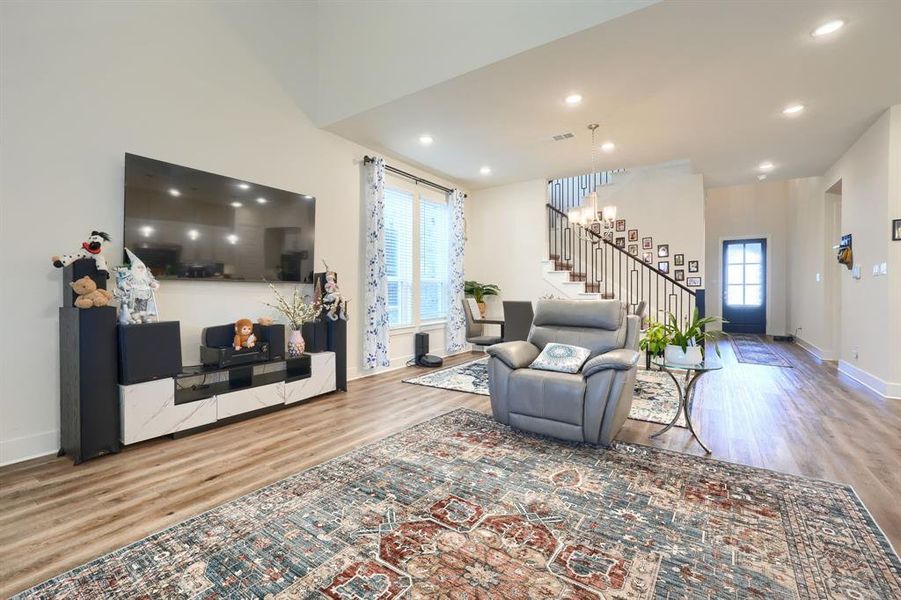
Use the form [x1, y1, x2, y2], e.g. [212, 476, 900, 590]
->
[124, 154, 315, 282]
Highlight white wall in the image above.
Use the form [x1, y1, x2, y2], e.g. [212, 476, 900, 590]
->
[795, 107, 899, 396]
[705, 181, 793, 336]
[0, 2, 461, 465]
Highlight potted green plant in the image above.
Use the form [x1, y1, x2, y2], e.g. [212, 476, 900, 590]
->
[464, 280, 501, 317]
[662, 308, 727, 365]
[639, 321, 670, 357]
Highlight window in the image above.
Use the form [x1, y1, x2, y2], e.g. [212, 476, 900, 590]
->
[419, 197, 449, 321]
[385, 188, 413, 327]
[384, 180, 450, 329]
[725, 241, 763, 306]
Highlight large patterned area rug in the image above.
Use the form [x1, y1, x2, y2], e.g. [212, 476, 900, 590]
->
[731, 334, 794, 368]
[405, 358, 686, 427]
[17, 410, 899, 599]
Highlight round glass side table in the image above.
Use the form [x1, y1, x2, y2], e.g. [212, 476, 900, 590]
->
[649, 357, 722, 453]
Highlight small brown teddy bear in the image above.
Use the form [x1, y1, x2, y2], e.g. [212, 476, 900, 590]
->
[70, 276, 114, 309]
[233, 318, 256, 350]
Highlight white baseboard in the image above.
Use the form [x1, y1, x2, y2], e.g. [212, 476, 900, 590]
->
[349, 347, 477, 382]
[794, 336, 836, 362]
[837, 360, 901, 400]
[0, 430, 58, 466]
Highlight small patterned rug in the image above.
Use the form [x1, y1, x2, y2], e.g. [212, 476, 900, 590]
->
[731, 334, 794, 367]
[404, 357, 686, 427]
[16, 410, 900, 598]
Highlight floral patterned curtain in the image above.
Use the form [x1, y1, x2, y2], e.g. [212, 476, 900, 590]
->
[446, 189, 467, 352]
[363, 157, 390, 369]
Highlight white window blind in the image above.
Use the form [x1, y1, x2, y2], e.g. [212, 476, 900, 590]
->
[385, 188, 413, 327]
[419, 197, 449, 321]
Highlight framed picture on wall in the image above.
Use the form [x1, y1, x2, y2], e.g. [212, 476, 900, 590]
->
[642, 251, 653, 264]
[674, 269, 685, 281]
[615, 236, 625, 248]
[674, 254, 684, 266]
[590, 222, 601, 234]
[688, 260, 699, 273]
[657, 244, 669, 258]
[628, 229, 638, 241]
[642, 237, 653, 250]
[893, 218, 901, 240]
[615, 219, 626, 232]
[686, 276, 702, 287]
[658, 261, 670, 274]
[603, 231, 613, 242]
[628, 244, 639, 255]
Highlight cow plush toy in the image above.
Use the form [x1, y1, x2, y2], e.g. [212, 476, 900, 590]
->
[51, 230, 112, 274]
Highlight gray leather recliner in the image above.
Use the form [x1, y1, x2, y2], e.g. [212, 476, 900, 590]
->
[486, 299, 640, 446]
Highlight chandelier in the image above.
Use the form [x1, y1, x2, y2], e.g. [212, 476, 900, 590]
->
[567, 124, 616, 232]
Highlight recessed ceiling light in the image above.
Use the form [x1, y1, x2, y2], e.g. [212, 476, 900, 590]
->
[256, 197, 267, 204]
[237, 182, 250, 190]
[480, 166, 492, 175]
[782, 104, 805, 115]
[757, 174, 768, 181]
[419, 134, 433, 146]
[187, 229, 200, 240]
[600, 142, 615, 153]
[759, 161, 775, 172]
[226, 234, 239, 244]
[168, 188, 181, 197]
[565, 94, 582, 106]
[230, 201, 243, 208]
[812, 19, 845, 37]
[139, 225, 154, 237]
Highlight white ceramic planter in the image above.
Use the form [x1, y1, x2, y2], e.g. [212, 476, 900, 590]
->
[664, 344, 703, 366]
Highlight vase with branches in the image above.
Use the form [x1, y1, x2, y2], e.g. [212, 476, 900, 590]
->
[263, 281, 321, 357]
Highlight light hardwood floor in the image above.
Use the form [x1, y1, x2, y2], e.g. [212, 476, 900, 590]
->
[1, 339, 899, 597]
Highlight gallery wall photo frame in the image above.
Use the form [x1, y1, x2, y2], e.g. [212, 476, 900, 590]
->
[657, 244, 669, 258]
[628, 244, 638, 255]
[893, 218, 901, 241]
[615, 237, 626, 248]
[686, 276, 702, 287]
[615, 219, 626, 232]
[642, 251, 653, 264]
[688, 260, 699, 273]
[658, 261, 670, 274]
[674, 269, 685, 282]
[628, 229, 638, 242]
[642, 237, 653, 250]
[674, 254, 684, 266]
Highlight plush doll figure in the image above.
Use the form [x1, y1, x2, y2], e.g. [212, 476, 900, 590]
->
[234, 318, 256, 350]
[114, 249, 161, 324]
[317, 261, 349, 321]
[70, 276, 114, 308]
[51, 231, 112, 274]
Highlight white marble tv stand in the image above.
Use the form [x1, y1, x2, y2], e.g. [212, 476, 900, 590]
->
[120, 352, 336, 445]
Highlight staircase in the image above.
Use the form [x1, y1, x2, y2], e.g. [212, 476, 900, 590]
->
[542, 203, 701, 325]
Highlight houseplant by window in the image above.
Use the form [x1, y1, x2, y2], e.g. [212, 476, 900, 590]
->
[264, 282, 321, 357]
[464, 280, 500, 317]
[661, 308, 726, 365]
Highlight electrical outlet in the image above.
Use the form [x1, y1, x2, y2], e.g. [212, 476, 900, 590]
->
[873, 264, 880, 276]
[851, 346, 859, 360]
[851, 265, 861, 279]
[880, 262, 888, 275]
[815, 272, 821, 282]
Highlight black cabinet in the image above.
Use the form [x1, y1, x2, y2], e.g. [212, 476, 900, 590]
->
[59, 306, 120, 464]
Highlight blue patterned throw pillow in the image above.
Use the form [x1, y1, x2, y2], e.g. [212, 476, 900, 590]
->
[529, 343, 591, 374]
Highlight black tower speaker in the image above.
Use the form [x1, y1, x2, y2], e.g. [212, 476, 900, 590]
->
[59, 306, 120, 464]
[414, 332, 443, 368]
[256, 324, 285, 360]
[118, 321, 183, 385]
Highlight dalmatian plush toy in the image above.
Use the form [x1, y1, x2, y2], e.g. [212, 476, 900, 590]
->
[51, 230, 112, 274]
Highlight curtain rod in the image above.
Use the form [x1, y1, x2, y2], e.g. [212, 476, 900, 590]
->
[363, 155, 465, 197]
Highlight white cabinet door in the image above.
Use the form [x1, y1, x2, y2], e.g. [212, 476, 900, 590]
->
[284, 352, 336, 405]
[217, 382, 285, 420]
[120, 379, 216, 445]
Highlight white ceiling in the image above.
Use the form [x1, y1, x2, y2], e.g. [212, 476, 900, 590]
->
[217, 0, 656, 127]
[323, 1, 901, 189]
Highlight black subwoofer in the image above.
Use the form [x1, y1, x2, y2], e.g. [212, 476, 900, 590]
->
[118, 321, 183, 384]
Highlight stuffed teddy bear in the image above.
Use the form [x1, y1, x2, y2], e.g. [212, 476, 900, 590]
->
[70, 276, 114, 309]
[233, 318, 256, 350]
